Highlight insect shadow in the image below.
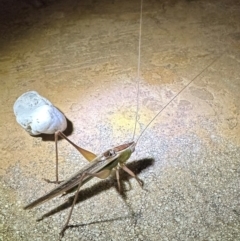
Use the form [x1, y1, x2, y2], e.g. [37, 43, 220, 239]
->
[37, 157, 154, 222]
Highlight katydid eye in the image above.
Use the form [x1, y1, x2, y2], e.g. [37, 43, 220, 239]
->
[103, 149, 115, 158]
[108, 150, 115, 156]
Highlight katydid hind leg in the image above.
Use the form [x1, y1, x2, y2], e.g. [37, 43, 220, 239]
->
[43, 131, 62, 184]
[60, 172, 85, 237]
[55, 131, 59, 183]
[44, 130, 98, 184]
[56, 131, 97, 162]
[59, 170, 112, 237]
[43, 131, 65, 184]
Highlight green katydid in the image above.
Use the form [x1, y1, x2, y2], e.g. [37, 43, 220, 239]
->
[23, 54, 221, 237]
[23, 0, 223, 236]
[24, 137, 142, 237]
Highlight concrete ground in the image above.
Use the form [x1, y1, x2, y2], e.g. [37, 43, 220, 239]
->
[0, 0, 239, 240]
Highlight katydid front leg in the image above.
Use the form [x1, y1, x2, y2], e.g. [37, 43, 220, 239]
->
[121, 164, 144, 188]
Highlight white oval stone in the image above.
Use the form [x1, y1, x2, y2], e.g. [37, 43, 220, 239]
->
[13, 91, 67, 135]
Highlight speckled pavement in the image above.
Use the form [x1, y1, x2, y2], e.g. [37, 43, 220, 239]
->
[0, 0, 239, 240]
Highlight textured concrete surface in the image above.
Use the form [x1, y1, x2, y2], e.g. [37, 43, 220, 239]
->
[0, 0, 240, 240]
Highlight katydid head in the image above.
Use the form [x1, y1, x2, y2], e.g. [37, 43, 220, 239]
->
[112, 141, 136, 164]
[113, 141, 136, 152]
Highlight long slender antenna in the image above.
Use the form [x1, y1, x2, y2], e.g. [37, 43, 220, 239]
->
[132, 0, 143, 140]
[136, 54, 223, 143]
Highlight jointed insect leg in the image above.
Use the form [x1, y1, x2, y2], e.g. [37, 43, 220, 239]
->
[55, 131, 59, 183]
[121, 165, 143, 188]
[115, 168, 121, 192]
[43, 131, 62, 184]
[45, 130, 97, 184]
[59, 170, 111, 237]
